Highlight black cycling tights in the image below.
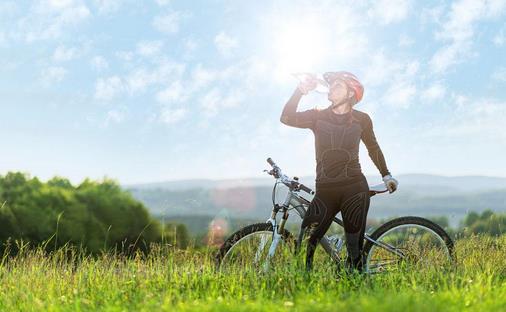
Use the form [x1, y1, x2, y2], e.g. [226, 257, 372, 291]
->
[301, 176, 370, 272]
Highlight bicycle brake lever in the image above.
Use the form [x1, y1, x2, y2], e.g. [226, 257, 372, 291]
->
[263, 169, 275, 176]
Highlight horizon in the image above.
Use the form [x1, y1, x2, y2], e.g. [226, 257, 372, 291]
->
[4, 170, 506, 187]
[124, 172, 506, 186]
[1, 1, 505, 184]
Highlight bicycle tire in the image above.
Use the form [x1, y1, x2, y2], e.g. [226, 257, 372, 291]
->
[215, 222, 295, 270]
[363, 216, 455, 273]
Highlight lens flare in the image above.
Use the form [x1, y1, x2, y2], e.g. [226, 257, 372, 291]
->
[209, 185, 256, 212]
[206, 217, 229, 247]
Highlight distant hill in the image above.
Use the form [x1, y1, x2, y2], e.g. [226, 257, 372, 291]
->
[125, 177, 275, 191]
[125, 174, 506, 234]
[126, 174, 506, 194]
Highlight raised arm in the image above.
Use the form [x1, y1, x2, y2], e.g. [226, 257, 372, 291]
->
[280, 88, 317, 129]
[360, 114, 390, 177]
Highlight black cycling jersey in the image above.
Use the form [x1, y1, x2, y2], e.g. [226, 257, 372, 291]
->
[280, 88, 390, 187]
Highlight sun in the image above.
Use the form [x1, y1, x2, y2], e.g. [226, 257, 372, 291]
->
[271, 18, 331, 82]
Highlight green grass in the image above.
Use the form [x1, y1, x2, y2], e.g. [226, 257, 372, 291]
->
[0, 235, 505, 311]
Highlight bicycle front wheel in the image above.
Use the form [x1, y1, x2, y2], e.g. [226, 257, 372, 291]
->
[363, 216, 455, 274]
[215, 223, 295, 273]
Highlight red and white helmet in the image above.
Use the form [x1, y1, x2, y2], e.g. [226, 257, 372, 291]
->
[323, 71, 364, 104]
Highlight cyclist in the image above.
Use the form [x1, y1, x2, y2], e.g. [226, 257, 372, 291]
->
[280, 71, 398, 273]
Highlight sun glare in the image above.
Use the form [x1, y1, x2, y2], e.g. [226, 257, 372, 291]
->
[272, 19, 330, 83]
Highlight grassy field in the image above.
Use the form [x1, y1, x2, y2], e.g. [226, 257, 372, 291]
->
[0, 235, 504, 311]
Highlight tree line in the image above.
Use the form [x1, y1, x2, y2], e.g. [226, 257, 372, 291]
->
[422, 210, 505, 238]
[0, 172, 189, 254]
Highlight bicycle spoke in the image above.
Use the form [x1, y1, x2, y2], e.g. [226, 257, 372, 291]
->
[220, 230, 293, 272]
[253, 234, 269, 265]
[366, 223, 452, 274]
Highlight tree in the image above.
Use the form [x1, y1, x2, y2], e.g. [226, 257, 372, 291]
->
[0, 172, 166, 254]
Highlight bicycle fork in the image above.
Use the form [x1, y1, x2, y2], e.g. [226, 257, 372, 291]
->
[258, 205, 289, 271]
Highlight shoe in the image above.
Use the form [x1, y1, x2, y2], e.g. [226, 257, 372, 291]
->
[345, 254, 365, 274]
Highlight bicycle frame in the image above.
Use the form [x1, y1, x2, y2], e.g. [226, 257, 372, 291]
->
[262, 185, 405, 269]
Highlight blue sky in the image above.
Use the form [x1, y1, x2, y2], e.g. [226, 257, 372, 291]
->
[0, 0, 505, 184]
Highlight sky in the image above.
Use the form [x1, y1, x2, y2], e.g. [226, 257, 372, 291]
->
[0, 0, 505, 185]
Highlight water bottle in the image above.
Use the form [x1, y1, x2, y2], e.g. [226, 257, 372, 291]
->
[291, 72, 330, 93]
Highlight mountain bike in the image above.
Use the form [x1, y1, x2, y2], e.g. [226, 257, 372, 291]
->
[215, 158, 455, 274]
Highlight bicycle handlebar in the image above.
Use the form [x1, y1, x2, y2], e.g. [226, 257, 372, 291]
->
[265, 157, 390, 198]
[299, 183, 313, 194]
[265, 157, 315, 195]
[267, 157, 275, 167]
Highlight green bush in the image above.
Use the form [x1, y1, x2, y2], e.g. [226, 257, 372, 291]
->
[0, 172, 165, 254]
[460, 209, 506, 236]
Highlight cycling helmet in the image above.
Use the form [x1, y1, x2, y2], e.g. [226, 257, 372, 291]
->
[323, 71, 364, 104]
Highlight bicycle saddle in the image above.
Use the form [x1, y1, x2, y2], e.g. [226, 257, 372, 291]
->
[369, 183, 388, 196]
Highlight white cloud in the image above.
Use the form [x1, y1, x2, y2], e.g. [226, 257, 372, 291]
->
[493, 26, 505, 46]
[200, 88, 244, 117]
[361, 53, 401, 87]
[361, 51, 419, 91]
[382, 82, 417, 109]
[136, 40, 163, 57]
[191, 64, 217, 89]
[125, 60, 186, 94]
[222, 90, 244, 108]
[367, 0, 411, 25]
[19, 0, 91, 42]
[430, 41, 471, 74]
[90, 55, 109, 71]
[159, 107, 186, 124]
[398, 33, 414, 47]
[94, 0, 123, 14]
[361, 53, 420, 109]
[41, 66, 67, 85]
[214, 31, 238, 57]
[105, 109, 125, 126]
[420, 4, 445, 26]
[430, 0, 506, 74]
[53, 45, 78, 62]
[404, 60, 420, 76]
[421, 82, 446, 102]
[189, 63, 242, 91]
[95, 76, 124, 101]
[125, 69, 153, 94]
[454, 94, 469, 109]
[115, 51, 134, 62]
[491, 67, 506, 82]
[423, 96, 506, 141]
[0, 32, 6, 46]
[200, 88, 221, 116]
[156, 81, 187, 103]
[93, 56, 186, 101]
[152, 10, 186, 34]
[184, 37, 198, 52]
[154, 0, 170, 6]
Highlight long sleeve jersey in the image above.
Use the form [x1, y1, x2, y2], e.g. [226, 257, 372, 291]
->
[280, 88, 390, 188]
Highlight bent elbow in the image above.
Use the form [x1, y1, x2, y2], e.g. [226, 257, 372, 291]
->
[280, 115, 290, 125]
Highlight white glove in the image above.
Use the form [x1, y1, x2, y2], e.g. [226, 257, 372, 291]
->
[382, 174, 399, 193]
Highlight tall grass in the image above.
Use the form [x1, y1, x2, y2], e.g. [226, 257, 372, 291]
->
[0, 234, 504, 311]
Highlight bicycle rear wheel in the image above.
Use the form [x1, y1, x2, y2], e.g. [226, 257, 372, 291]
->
[363, 216, 455, 274]
[215, 223, 295, 272]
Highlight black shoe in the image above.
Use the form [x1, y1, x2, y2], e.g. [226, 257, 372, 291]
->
[345, 254, 366, 274]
